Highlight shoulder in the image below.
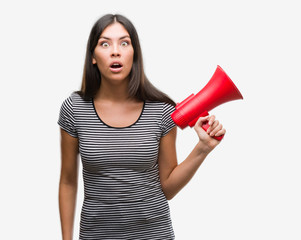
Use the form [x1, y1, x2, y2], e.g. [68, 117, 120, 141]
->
[144, 101, 175, 121]
[70, 91, 86, 103]
[62, 91, 89, 107]
[145, 101, 176, 128]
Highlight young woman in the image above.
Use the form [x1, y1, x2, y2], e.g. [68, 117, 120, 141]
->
[58, 14, 225, 240]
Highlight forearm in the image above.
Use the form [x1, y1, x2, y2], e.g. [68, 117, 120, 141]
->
[161, 142, 209, 200]
[59, 181, 78, 240]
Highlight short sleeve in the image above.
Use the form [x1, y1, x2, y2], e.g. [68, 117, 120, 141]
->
[57, 96, 78, 138]
[161, 103, 176, 137]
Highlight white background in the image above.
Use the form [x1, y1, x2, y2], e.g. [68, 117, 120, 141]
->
[1, 0, 300, 239]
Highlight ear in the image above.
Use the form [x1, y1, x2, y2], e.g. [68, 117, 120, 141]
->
[92, 57, 97, 64]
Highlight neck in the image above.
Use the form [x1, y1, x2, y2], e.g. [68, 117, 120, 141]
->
[94, 77, 132, 103]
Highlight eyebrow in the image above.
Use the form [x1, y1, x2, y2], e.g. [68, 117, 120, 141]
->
[99, 35, 130, 40]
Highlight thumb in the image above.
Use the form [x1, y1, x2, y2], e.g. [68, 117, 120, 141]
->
[194, 116, 211, 140]
[194, 116, 210, 129]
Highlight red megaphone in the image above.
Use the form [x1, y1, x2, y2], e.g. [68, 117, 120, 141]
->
[171, 65, 243, 141]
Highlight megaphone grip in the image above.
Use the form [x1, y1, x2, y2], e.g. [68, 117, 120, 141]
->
[201, 121, 224, 141]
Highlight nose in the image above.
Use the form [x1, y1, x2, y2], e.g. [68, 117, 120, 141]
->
[111, 43, 120, 57]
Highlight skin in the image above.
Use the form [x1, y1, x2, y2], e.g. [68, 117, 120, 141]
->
[92, 22, 143, 127]
[59, 22, 226, 240]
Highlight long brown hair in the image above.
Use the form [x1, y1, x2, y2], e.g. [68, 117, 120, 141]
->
[76, 14, 175, 106]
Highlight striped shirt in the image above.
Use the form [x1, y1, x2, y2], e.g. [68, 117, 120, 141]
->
[58, 92, 176, 239]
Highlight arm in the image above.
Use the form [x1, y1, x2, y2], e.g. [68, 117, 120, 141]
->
[158, 115, 225, 200]
[59, 129, 79, 240]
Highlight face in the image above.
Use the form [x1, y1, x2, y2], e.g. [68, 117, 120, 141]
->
[92, 22, 134, 84]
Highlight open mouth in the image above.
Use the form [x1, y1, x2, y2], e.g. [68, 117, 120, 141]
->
[110, 62, 123, 73]
[110, 63, 123, 68]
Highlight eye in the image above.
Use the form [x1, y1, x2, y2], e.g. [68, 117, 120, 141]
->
[121, 41, 129, 47]
[100, 42, 109, 47]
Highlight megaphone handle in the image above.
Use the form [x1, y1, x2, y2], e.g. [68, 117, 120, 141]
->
[188, 111, 224, 141]
[201, 121, 224, 141]
[189, 111, 224, 141]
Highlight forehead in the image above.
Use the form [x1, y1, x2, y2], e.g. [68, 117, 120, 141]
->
[100, 22, 130, 39]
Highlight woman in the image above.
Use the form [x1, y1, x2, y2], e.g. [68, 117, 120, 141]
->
[58, 14, 225, 240]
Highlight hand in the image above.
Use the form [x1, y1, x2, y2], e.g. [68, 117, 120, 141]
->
[194, 115, 226, 153]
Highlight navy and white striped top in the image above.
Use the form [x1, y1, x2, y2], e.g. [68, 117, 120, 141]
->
[58, 92, 176, 239]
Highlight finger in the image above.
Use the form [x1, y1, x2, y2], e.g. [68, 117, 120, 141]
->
[209, 123, 223, 136]
[207, 120, 219, 134]
[208, 115, 215, 126]
[214, 128, 226, 137]
[195, 115, 210, 127]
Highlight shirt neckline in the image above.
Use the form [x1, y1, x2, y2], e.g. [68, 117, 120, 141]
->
[92, 99, 146, 129]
